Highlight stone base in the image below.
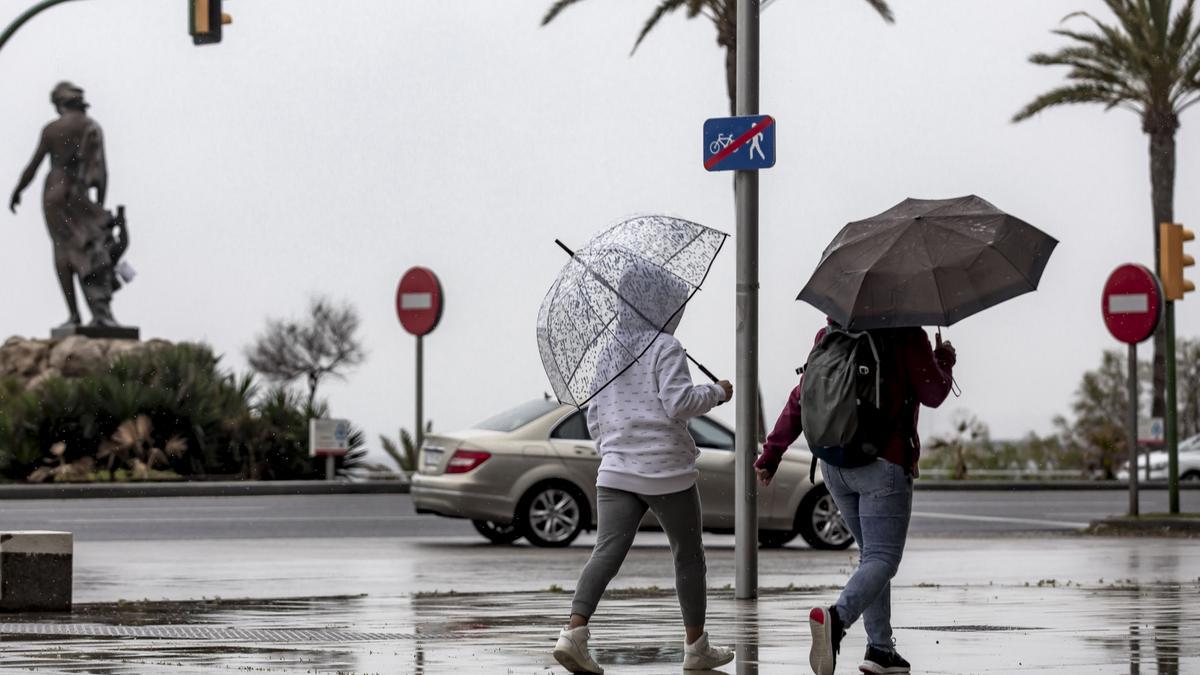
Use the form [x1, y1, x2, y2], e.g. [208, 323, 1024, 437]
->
[0, 531, 72, 612]
[50, 324, 140, 341]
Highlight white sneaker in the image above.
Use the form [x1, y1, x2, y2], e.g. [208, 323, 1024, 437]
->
[683, 632, 735, 670]
[553, 625, 604, 674]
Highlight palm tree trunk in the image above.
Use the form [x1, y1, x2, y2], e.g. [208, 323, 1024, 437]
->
[725, 45, 736, 115]
[1149, 126, 1176, 420]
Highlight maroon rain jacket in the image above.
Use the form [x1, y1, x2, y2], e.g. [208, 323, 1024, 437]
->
[755, 324, 957, 477]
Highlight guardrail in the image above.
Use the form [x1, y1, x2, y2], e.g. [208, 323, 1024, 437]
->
[920, 469, 1084, 480]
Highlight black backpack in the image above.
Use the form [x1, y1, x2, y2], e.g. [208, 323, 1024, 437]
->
[800, 328, 892, 481]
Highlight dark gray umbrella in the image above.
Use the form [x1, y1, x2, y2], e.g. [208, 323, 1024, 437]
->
[798, 195, 1057, 329]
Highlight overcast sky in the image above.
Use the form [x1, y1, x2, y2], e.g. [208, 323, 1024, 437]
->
[3, 0, 1199, 462]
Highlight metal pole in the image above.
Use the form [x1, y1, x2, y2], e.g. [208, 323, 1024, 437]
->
[1166, 302, 1180, 514]
[1128, 342, 1139, 516]
[325, 454, 334, 481]
[734, 0, 760, 601]
[0, 0, 82, 56]
[416, 334, 425, 454]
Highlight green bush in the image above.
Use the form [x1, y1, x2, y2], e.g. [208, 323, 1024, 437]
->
[0, 343, 363, 482]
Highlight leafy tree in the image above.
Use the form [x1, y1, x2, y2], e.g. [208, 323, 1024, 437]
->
[928, 411, 990, 479]
[1014, 0, 1200, 420]
[1177, 337, 1200, 437]
[542, 0, 894, 114]
[245, 297, 366, 411]
[1058, 350, 1136, 479]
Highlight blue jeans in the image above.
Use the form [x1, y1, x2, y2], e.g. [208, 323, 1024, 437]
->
[821, 459, 913, 651]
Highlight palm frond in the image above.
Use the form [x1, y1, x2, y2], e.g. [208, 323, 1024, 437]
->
[541, 0, 588, 26]
[863, 0, 895, 24]
[1013, 83, 1137, 122]
[1030, 46, 1146, 101]
[632, 0, 689, 54]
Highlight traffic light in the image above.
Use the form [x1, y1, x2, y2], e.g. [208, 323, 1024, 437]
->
[1160, 222, 1196, 300]
[190, 0, 231, 45]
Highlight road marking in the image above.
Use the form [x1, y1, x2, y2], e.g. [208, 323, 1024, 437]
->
[910, 511, 1088, 529]
[45, 515, 431, 524]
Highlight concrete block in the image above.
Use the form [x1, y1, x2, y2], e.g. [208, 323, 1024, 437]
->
[0, 531, 72, 612]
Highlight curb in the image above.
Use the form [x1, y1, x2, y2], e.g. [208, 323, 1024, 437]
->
[1086, 516, 1200, 537]
[0, 480, 410, 500]
[914, 480, 1200, 491]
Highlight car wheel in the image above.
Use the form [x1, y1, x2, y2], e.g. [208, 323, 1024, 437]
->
[758, 529, 798, 548]
[517, 482, 587, 548]
[1182, 470, 1200, 482]
[797, 483, 854, 550]
[472, 519, 523, 545]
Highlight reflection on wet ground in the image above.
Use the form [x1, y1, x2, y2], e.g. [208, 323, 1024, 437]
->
[0, 536, 1193, 672]
[0, 581, 1195, 673]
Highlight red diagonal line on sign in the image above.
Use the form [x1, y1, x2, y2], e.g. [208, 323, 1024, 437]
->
[705, 116, 774, 170]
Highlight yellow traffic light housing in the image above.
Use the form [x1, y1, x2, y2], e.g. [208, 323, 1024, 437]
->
[1160, 222, 1196, 300]
[190, 0, 231, 45]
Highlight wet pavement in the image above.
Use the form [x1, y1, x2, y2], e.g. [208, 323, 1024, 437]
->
[0, 535, 1195, 672]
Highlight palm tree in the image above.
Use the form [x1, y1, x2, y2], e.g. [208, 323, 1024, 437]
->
[542, 0, 894, 115]
[1014, 0, 1200, 419]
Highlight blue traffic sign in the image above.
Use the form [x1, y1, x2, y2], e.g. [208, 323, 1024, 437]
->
[703, 115, 776, 172]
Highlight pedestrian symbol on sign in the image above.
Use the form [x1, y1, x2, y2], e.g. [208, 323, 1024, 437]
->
[748, 131, 765, 161]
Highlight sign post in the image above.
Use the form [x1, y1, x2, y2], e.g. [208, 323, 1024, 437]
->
[309, 418, 351, 480]
[702, 2, 774, 600]
[734, 0, 761, 602]
[396, 267, 444, 456]
[1102, 264, 1163, 516]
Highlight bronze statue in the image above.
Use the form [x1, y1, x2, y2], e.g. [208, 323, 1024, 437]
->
[10, 82, 135, 336]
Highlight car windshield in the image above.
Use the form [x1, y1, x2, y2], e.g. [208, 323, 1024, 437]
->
[475, 399, 561, 432]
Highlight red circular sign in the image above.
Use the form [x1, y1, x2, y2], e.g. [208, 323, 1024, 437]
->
[396, 267, 443, 337]
[1102, 264, 1162, 344]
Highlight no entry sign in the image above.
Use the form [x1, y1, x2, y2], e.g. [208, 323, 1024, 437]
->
[396, 267, 443, 337]
[1102, 264, 1162, 344]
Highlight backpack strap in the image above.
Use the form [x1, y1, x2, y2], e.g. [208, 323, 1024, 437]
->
[831, 327, 882, 409]
[810, 457, 818, 484]
[860, 332, 882, 409]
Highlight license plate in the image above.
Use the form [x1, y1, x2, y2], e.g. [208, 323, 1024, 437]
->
[422, 447, 444, 470]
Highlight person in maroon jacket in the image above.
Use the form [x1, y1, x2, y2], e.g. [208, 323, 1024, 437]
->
[755, 323, 956, 675]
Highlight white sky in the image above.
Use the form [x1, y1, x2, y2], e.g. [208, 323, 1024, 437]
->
[3, 0, 1199, 463]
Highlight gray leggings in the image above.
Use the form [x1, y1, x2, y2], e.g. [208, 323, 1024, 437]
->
[571, 485, 707, 627]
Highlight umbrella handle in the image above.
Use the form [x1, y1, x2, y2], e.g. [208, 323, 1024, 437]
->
[685, 351, 720, 383]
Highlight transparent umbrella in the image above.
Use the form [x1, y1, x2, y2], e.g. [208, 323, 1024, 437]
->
[537, 215, 728, 407]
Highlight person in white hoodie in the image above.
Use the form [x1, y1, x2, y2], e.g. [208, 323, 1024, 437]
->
[552, 264, 735, 674]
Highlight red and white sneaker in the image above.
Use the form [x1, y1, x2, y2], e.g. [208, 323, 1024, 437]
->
[809, 606, 844, 675]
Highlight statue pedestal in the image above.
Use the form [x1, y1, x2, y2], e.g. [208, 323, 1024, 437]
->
[50, 325, 139, 341]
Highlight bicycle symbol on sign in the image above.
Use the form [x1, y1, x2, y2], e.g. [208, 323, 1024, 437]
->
[708, 133, 740, 155]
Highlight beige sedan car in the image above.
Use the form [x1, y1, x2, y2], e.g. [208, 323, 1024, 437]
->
[411, 398, 852, 550]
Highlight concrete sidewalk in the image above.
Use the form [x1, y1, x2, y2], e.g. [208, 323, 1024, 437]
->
[0, 536, 1194, 673]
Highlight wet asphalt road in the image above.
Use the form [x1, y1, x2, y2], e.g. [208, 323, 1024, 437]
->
[0, 489, 1193, 541]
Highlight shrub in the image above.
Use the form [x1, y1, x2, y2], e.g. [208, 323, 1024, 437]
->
[0, 343, 363, 482]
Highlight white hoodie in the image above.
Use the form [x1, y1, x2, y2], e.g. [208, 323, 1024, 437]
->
[585, 328, 726, 496]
